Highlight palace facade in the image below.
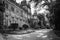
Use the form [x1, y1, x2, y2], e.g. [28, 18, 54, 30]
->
[3, 0, 31, 27]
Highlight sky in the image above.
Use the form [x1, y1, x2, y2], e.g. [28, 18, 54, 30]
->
[16, 0, 23, 3]
[16, 0, 30, 3]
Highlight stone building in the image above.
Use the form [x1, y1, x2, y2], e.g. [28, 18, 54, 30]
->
[3, 0, 31, 27]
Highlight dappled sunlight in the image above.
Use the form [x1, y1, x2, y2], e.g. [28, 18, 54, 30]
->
[41, 35, 48, 38]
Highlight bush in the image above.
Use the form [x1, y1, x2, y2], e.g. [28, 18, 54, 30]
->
[8, 23, 18, 31]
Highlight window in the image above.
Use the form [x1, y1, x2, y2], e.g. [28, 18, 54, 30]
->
[17, 18, 18, 20]
[9, 20, 11, 24]
[16, 9, 19, 13]
[20, 19, 22, 21]
[11, 6, 14, 11]
[23, 20, 25, 22]
[12, 17, 14, 19]
[5, 15, 8, 17]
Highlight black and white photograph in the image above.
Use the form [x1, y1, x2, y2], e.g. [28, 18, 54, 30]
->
[0, 0, 60, 40]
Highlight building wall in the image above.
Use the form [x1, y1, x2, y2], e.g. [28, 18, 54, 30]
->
[3, 0, 31, 27]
